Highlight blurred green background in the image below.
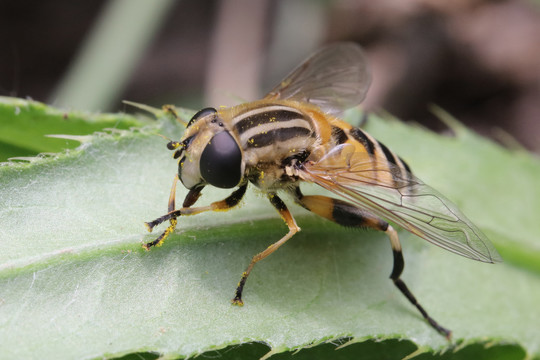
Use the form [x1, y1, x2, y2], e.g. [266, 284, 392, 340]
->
[1, 0, 539, 154]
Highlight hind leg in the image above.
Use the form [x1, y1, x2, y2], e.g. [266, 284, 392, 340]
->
[292, 188, 451, 339]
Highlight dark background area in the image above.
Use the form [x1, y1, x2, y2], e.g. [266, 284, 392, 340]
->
[1, 0, 539, 152]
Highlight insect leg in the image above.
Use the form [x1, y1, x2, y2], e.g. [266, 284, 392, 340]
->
[232, 193, 300, 306]
[387, 226, 451, 339]
[292, 188, 388, 229]
[292, 187, 451, 339]
[143, 182, 248, 250]
[142, 174, 183, 250]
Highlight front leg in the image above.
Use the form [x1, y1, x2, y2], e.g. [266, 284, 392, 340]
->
[232, 193, 300, 305]
[144, 182, 247, 250]
[143, 175, 202, 250]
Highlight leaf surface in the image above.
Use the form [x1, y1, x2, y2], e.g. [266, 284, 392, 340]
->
[0, 98, 539, 359]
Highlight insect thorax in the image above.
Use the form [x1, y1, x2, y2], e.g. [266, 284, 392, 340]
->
[228, 102, 318, 166]
[222, 101, 319, 190]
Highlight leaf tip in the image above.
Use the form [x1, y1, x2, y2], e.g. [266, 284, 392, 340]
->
[123, 100, 161, 117]
[46, 134, 93, 144]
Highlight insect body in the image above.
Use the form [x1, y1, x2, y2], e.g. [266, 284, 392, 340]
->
[144, 43, 501, 339]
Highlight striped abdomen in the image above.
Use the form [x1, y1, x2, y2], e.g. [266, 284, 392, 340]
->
[327, 120, 412, 186]
[228, 103, 317, 165]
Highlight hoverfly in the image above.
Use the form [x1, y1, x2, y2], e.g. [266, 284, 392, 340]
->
[144, 42, 501, 339]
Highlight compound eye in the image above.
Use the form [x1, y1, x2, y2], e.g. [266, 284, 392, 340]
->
[200, 131, 242, 189]
[187, 107, 217, 128]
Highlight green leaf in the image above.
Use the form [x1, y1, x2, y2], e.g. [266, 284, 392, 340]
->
[1, 97, 539, 359]
[0, 96, 144, 162]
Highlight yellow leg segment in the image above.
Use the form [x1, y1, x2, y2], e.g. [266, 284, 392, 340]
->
[232, 193, 300, 305]
[144, 182, 247, 250]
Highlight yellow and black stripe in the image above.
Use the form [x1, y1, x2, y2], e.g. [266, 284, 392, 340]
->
[226, 103, 317, 161]
[348, 127, 411, 173]
[325, 123, 413, 186]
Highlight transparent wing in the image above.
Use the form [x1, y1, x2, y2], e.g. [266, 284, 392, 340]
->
[297, 144, 502, 263]
[264, 42, 371, 115]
